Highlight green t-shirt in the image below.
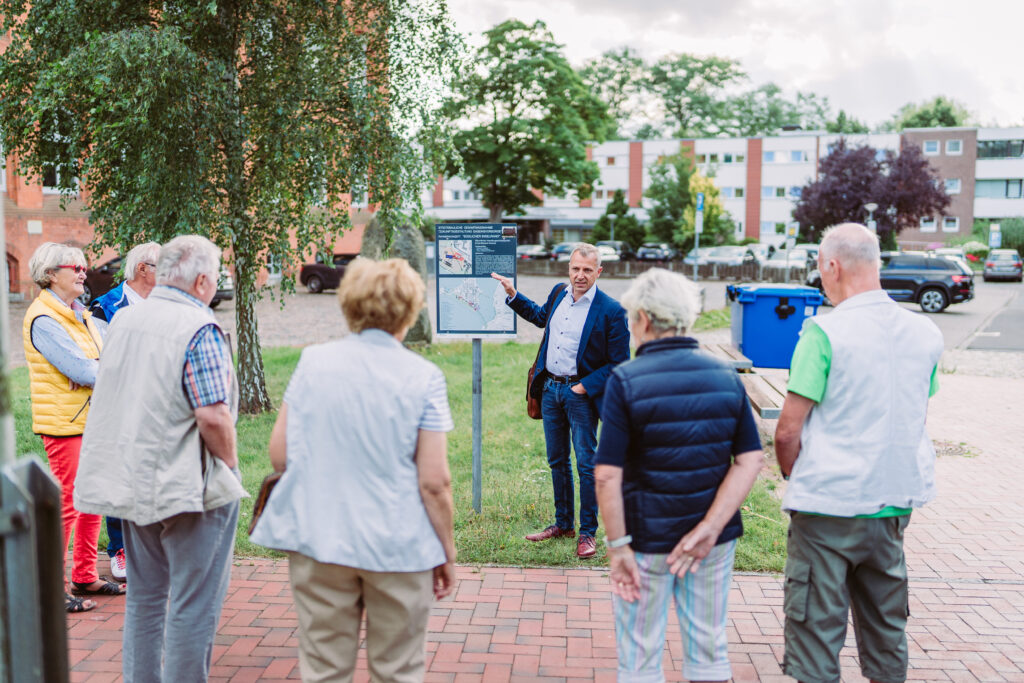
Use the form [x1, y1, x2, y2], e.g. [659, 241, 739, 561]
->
[786, 320, 939, 519]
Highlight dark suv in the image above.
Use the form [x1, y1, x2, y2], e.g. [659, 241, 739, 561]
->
[807, 252, 973, 313]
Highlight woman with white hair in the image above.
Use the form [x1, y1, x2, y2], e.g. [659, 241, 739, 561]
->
[594, 267, 764, 683]
[21, 242, 126, 614]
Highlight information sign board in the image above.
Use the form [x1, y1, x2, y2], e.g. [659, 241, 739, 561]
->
[435, 223, 517, 336]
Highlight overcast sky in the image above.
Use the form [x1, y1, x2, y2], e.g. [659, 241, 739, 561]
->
[447, 0, 1024, 130]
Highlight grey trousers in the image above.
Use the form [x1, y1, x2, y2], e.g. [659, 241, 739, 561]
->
[122, 501, 239, 683]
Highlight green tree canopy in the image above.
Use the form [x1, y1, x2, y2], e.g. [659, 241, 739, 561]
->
[589, 190, 644, 248]
[643, 153, 694, 244]
[0, 0, 461, 412]
[645, 53, 745, 137]
[444, 19, 612, 222]
[578, 47, 647, 139]
[826, 109, 870, 133]
[887, 95, 972, 130]
[719, 85, 830, 137]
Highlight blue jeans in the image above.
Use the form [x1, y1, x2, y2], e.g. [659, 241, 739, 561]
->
[106, 516, 124, 556]
[541, 378, 599, 537]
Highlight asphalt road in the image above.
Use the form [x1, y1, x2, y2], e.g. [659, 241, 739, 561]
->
[966, 285, 1024, 351]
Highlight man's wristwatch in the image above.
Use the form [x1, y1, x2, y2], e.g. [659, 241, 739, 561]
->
[607, 534, 632, 549]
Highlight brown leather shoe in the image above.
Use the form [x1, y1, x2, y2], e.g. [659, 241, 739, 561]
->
[576, 535, 597, 559]
[525, 525, 575, 542]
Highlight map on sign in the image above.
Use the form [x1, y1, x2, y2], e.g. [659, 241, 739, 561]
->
[438, 277, 515, 333]
[435, 223, 517, 336]
[438, 239, 473, 275]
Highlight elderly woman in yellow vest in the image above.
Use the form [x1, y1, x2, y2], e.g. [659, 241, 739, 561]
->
[22, 242, 126, 614]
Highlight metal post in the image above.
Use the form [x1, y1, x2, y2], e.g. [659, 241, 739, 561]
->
[693, 231, 699, 282]
[0, 160, 10, 682]
[471, 338, 482, 514]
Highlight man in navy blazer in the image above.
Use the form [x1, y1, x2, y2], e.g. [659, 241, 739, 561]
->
[492, 243, 629, 558]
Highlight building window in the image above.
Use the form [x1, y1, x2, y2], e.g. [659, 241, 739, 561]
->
[708, 153, 719, 163]
[594, 190, 604, 199]
[789, 186, 802, 198]
[923, 140, 940, 155]
[695, 153, 706, 164]
[452, 190, 461, 200]
[735, 187, 744, 198]
[920, 216, 937, 232]
[978, 139, 1024, 159]
[762, 186, 774, 198]
[723, 153, 733, 163]
[1008, 180, 1023, 198]
[721, 187, 733, 198]
[945, 139, 963, 155]
[608, 157, 617, 166]
[943, 216, 960, 232]
[736, 154, 745, 163]
[791, 150, 808, 162]
[775, 187, 786, 198]
[763, 151, 776, 163]
[944, 178, 962, 194]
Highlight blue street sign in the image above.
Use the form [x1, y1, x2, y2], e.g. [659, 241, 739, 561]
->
[696, 192, 705, 212]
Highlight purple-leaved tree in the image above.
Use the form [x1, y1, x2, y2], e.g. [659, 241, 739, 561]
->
[793, 139, 950, 247]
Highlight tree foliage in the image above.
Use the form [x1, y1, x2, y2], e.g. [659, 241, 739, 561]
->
[683, 173, 734, 248]
[887, 95, 971, 130]
[589, 190, 643, 248]
[443, 19, 612, 222]
[826, 110, 870, 133]
[645, 53, 745, 137]
[0, 0, 461, 412]
[578, 47, 647, 139]
[792, 139, 951, 244]
[719, 85, 829, 137]
[644, 154, 694, 244]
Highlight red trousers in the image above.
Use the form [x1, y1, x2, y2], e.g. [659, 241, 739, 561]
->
[43, 435, 101, 585]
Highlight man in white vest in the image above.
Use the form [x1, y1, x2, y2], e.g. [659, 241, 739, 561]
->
[75, 235, 246, 683]
[774, 223, 943, 683]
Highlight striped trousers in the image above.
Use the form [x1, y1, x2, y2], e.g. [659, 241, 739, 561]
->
[613, 540, 737, 682]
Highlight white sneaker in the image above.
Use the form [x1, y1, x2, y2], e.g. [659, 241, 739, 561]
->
[110, 548, 127, 582]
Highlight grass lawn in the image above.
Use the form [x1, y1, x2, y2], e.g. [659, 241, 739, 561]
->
[11, 307, 787, 572]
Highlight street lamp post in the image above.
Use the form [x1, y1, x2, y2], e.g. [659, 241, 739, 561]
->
[864, 202, 878, 234]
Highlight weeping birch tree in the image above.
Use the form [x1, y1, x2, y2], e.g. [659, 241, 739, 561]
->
[0, 0, 461, 412]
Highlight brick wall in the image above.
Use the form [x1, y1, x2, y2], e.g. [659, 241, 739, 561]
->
[898, 129, 977, 245]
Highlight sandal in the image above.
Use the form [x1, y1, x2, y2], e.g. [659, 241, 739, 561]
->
[66, 594, 97, 613]
[72, 578, 126, 596]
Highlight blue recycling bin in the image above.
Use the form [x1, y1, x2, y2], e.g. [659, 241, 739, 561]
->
[726, 283, 824, 369]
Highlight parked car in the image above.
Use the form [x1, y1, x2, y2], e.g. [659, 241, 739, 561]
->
[596, 240, 636, 261]
[683, 247, 713, 266]
[932, 247, 966, 261]
[211, 266, 234, 308]
[745, 243, 773, 264]
[983, 249, 1023, 282]
[765, 248, 812, 270]
[596, 244, 620, 262]
[516, 244, 551, 260]
[551, 242, 576, 262]
[81, 256, 124, 305]
[807, 252, 974, 313]
[794, 243, 820, 262]
[81, 256, 233, 308]
[300, 253, 357, 293]
[637, 242, 677, 261]
[705, 246, 757, 267]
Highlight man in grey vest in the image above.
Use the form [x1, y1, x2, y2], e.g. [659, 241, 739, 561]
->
[75, 235, 246, 683]
[774, 223, 943, 683]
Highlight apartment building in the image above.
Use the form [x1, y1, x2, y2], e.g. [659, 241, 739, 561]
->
[426, 127, 1022, 248]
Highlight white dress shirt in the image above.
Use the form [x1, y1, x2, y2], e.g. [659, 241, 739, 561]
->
[123, 280, 145, 306]
[545, 284, 597, 376]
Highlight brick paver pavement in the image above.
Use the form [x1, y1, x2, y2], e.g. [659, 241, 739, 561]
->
[65, 372, 1024, 682]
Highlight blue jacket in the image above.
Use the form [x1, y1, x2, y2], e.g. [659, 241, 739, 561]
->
[600, 337, 755, 553]
[89, 283, 131, 323]
[509, 284, 629, 413]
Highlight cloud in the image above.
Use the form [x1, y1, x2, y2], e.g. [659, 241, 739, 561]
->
[447, 0, 1024, 127]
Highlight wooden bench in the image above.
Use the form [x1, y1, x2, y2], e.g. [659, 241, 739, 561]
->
[740, 373, 788, 419]
[699, 343, 753, 371]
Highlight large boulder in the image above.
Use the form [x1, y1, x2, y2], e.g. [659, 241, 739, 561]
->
[361, 218, 432, 345]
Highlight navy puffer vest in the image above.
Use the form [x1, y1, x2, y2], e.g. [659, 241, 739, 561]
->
[614, 337, 749, 553]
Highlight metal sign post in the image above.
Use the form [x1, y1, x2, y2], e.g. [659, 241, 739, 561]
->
[989, 223, 1002, 249]
[693, 192, 704, 281]
[435, 223, 518, 514]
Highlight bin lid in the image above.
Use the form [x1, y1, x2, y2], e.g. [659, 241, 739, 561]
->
[727, 283, 824, 304]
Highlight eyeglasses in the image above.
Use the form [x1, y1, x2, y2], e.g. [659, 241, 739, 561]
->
[56, 265, 87, 274]
[143, 262, 157, 268]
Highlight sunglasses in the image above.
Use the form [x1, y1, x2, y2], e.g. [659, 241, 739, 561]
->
[56, 265, 87, 274]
